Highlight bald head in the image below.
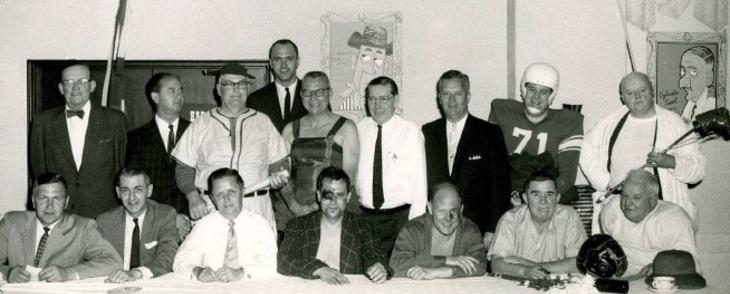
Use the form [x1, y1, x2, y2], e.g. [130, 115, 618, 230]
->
[619, 72, 652, 94]
[431, 183, 462, 207]
[429, 182, 463, 235]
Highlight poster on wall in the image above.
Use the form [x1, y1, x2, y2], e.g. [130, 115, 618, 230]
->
[321, 11, 403, 122]
[647, 31, 727, 122]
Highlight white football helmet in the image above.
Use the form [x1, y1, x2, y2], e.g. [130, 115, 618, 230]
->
[520, 62, 560, 101]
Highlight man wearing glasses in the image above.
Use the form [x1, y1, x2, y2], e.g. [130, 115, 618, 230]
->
[356, 76, 427, 257]
[30, 63, 127, 219]
[278, 166, 391, 285]
[171, 63, 289, 231]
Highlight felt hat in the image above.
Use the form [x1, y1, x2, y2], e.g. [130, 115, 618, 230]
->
[645, 250, 706, 289]
[347, 25, 393, 55]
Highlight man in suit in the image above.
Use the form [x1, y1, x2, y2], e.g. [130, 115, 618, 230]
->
[97, 167, 179, 283]
[127, 73, 191, 239]
[30, 63, 127, 218]
[247, 39, 307, 133]
[0, 173, 121, 283]
[422, 70, 512, 247]
[278, 166, 391, 285]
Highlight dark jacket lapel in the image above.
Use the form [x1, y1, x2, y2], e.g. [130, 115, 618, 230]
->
[450, 115, 474, 179]
[53, 109, 76, 170]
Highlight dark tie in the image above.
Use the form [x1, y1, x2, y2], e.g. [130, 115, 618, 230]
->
[130, 218, 140, 269]
[372, 125, 385, 209]
[224, 221, 239, 268]
[66, 110, 84, 119]
[167, 124, 175, 154]
[33, 226, 50, 267]
[284, 88, 291, 120]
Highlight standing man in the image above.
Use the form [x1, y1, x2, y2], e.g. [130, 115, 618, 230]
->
[30, 63, 127, 218]
[127, 73, 191, 238]
[0, 173, 121, 283]
[489, 62, 583, 204]
[172, 62, 289, 231]
[581, 72, 706, 231]
[357, 76, 428, 257]
[247, 39, 307, 133]
[422, 70, 512, 246]
[679, 46, 716, 122]
[97, 167, 179, 283]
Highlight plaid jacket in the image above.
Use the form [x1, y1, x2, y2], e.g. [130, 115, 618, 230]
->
[277, 212, 393, 279]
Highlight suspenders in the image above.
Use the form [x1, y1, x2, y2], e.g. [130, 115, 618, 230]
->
[607, 112, 663, 199]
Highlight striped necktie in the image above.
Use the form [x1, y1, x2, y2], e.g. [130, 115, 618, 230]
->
[224, 221, 239, 268]
[33, 226, 50, 267]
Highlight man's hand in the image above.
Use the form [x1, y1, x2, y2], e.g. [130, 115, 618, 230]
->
[522, 266, 549, 279]
[646, 152, 676, 169]
[445, 255, 479, 275]
[510, 190, 523, 206]
[365, 262, 388, 284]
[176, 214, 192, 240]
[269, 168, 290, 189]
[38, 265, 71, 282]
[7, 266, 31, 283]
[214, 266, 245, 282]
[482, 232, 494, 249]
[405, 266, 444, 280]
[313, 266, 349, 285]
[639, 264, 653, 277]
[186, 191, 209, 221]
[193, 266, 216, 283]
[501, 256, 537, 267]
[105, 269, 142, 283]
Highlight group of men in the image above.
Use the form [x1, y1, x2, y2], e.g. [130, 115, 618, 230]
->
[0, 38, 707, 284]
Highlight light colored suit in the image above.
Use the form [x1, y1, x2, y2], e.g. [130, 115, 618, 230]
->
[0, 211, 121, 279]
[96, 200, 179, 277]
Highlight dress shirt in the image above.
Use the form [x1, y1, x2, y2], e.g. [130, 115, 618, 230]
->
[123, 211, 153, 279]
[446, 114, 467, 173]
[65, 101, 91, 170]
[275, 80, 298, 118]
[173, 210, 277, 279]
[34, 220, 59, 255]
[357, 115, 428, 219]
[154, 115, 179, 152]
[316, 220, 342, 270]
[488, 205, 586, 262]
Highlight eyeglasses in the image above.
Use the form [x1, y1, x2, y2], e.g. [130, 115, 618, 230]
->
[366, 95, 394, 103]
[439, 92, 465, 100]
[301, 88, 330, 98]
[62, 78, 91, 88]
[219, 80, 252, 90]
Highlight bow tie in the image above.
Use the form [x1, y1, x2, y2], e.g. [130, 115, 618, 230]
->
[66, 110, 85, 119]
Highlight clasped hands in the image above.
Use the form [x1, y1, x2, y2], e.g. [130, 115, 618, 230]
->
[312, 262, 388, 285]
[194, 266, 247, 283]
[406, 255, 480, 280]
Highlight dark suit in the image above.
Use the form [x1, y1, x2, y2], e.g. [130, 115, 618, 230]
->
[96, 200, 179, 277]
[277, 212, 393, 279]
[0, 211, 122, 279]
[247, 81, 307, 133]
[30, 106, 127, 218]
[422, 115, 512, 234]
[126, 119, 190, 213]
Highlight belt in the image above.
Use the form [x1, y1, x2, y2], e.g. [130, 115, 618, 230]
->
[360, 204, 410, 215]
[244, 189, 269, 198]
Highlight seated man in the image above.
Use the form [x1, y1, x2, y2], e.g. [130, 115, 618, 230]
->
[390, 182, 486, 280]
[600, 169, 697, 277]
[0, 173, 121, 283]
[488, 170, 586, 279]
[97, 167, 180, 283]
[278, 166, 391, 285]
[173, 168, 277, 282]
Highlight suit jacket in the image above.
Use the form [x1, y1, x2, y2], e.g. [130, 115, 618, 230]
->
[0, 211, 122, 279]
[277, 212, 393, 279]
[30, 105, 127, 218]
[126, 119, 190, 213]
[422, 115, 512, 234]
[96, 200, 179, 277]
[247, 81, 307, 133]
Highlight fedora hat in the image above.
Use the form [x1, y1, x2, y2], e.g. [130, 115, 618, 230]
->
[645, 250, 706, 289]
[218, 62, 255, 79]
[347, 25, 393, 55]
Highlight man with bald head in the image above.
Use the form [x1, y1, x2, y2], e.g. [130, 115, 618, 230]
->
[600, 169, 697, 277]
[581, 72, 706, 232]
[30, 63, 127, 218]
[389, 182, 486, 280]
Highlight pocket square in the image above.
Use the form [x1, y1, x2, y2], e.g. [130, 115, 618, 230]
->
[144, 241, 158, 249]
[468, 155, 482, 160]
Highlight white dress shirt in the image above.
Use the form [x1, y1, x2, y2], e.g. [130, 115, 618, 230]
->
[154, 115, 179, 151]
[316, 220, 342, 270]
[123, 211, 153, 278]
[275, 80, 299, 118]
[356, 115, 428, 219]
[66, 101, 91, 170]
[173, 210, 277, 279]
[446, 114, 467, 173]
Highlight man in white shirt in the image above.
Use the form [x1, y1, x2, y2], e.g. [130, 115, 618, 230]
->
[173, 168, 277, 282]
[97, 167, 180, 283]
[357, 76, 428, 257]
[679, 46, 716, 122]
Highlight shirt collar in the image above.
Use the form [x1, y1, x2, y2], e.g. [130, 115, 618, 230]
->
[125, 207, 147, 224]
[154, 114, 179, 130]
[65, 100, 91, 115]
[448, 113, 468, 130]
[275, 80, 298, 95]
[36, 217, 60, 232]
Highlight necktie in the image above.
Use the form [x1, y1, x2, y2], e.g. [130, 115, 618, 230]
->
[130, 218, 140, 269]
[33, 226, 50, 267]
[224, 221, 239, 268]
[66, 110, 84, 119]
[447, 123, 459, 173]
[372, 125, 385, 209]
[167, 124, 175, 154]
[284, 88, 291, 120]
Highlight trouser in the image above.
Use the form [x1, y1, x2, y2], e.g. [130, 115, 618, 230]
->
[361, 205, 410, 258]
